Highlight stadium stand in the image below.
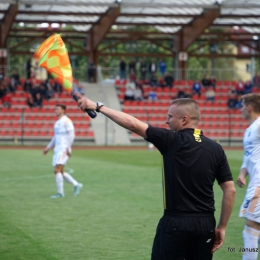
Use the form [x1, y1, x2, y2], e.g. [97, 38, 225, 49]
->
[115, 79, 250, 142]
[0, 80, 94, 142]
[0, 77, 256, 145]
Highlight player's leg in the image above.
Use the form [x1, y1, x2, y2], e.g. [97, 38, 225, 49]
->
[242, 219, 260, 260]
[240, 189, 260, 260]
[63, 170, 83, 196]
[58, 155, 83, 196]
[50, 164, 65, 198]
[63, 171, 78, 186]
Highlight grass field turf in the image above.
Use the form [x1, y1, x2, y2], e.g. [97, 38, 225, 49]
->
[0, 148, 248, 260]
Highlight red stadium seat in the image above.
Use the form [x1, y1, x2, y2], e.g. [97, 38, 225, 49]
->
[14, 130, 21, 136]
[87, 131, 94, 137]
[12, 123, 19, 128]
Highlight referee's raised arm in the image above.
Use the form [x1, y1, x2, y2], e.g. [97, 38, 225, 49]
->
[75, 92, 149, 138]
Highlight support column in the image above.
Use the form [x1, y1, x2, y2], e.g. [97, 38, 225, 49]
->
[0, 3, 18, 72]
[87, 7, 120, 82]
[174, 7, 220, 80]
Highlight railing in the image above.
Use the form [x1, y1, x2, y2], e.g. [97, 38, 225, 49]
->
[99, 67, 253, 82]
[0, 65, 254, 83]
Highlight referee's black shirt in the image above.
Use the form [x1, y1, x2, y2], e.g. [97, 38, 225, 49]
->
[145, 126, 233, 216]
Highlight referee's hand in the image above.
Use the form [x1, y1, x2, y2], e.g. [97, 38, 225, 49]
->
[211, 228, 225, 253]
[74, 92, 96, 111]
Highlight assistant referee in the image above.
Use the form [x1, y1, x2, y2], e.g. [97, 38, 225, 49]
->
[75, 94, 236, 260]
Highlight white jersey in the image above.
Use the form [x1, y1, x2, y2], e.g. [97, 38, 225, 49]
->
[47, 115, 75, 153]
[242, 116, 260, 197]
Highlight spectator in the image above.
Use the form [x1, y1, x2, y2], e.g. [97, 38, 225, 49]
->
[119, 57, 126, 79]
[53, 81, 62, 94]
[177, 87, 191, 99]
[210, 75, 216, 89]
[192, 80, 202, 98]
[0, 69, 5, 82]
[134, 86, 143, 101]
[39, 84, 47, 99]
[23, 79, 32, 92]
[229, 87, 237, 98]
[11, 70, 20, 85]
[0, 83, 7, 99]
[27, 93, 35, 108]
[30, 84, 39, 99]
[148, 90, 157, 101]
[149, 59, 157, 77]
[164, 72, 174, 88]
[88, 62, 96, 83]
[44, 79, 51, 89]
[8, 77, 16, 93]
[236, 80, 245, 95]
[26, 59, 32, 79]
[205, 87, 216, 101]
[135, 80, 144, 94]
[124, 87, 135, 101]
[34, 93, 43, 108]
[227, 98, 237, 109]
[244, 81, 253, 94]
[8, 70, 20, 93]
[177, 88, 187, 99]
[227, 87, 237, 109]
[46, 85, 54, 100]
[201, 75, 211, 89]
[235, 95, 243, 109]
[129, 71, 137, 83]
[158, 77, 165, 88]
[73, 81, 85, 95]
[129, 59, 136, 74]
[125, 78, 136, 91]
[140, 58, 147, 80]
[158, 59, 167, 76]
[150, 73, 158, 87]
[2, 92, 12, 108]
[253, 73, 260, 88]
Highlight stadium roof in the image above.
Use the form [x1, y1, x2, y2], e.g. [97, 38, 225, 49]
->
[0, 0, 260, 64]
[1, 0, 260, 34]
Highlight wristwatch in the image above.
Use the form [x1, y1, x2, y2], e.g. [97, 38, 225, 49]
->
[96, 102, 104, 112]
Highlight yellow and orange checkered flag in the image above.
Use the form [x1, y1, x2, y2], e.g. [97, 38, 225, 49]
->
[33, 34, 73, 91]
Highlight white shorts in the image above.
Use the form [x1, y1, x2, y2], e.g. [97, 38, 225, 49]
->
[239, 187, 260, 223]
[52, 150, 69, 166]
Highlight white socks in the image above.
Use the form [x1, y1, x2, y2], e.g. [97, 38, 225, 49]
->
[63, 172, 78, 187]
[243, 226, 260, 260]
[55, 172, 64, 195]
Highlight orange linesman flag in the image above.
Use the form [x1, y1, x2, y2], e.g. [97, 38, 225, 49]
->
[33, 34, 73, 91]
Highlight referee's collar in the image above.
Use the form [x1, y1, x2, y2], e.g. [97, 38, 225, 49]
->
[178, 128, 203, 135]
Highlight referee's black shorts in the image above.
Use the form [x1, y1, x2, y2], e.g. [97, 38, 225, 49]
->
[151, 214, 215, 260]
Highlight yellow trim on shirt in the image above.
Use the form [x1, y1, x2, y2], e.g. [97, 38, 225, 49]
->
[161, 156, 166, 209]
[193, 128, 202, 142]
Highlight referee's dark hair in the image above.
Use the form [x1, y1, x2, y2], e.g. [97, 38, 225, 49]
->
[56, 104, 66, 111]
[171, 98, 201, 123]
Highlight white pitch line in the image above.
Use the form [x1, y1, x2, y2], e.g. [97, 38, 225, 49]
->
[1, 168, 74, 181]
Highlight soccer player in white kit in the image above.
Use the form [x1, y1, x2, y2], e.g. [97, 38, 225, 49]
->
[237, 94, 260, 260]
[43, 104, 83, 198]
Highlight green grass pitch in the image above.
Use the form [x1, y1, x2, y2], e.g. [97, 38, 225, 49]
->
[0, 148, 248, 259]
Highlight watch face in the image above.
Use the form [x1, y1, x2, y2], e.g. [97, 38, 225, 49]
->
[97, 102, 103, 112]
